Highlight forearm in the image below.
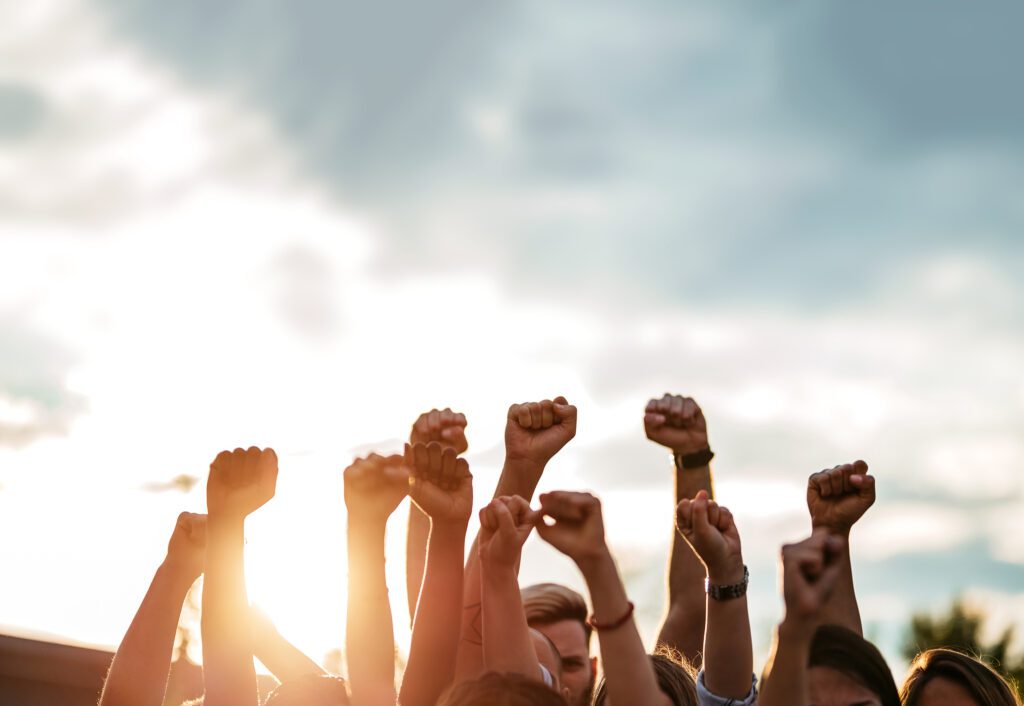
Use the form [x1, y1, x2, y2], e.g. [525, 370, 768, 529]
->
[702, 565, 753, 699]
[100, 563, 196, 706]
[580, 548, 670, 706]
[406, 504, 430, 624]
[251, 619, 327, 684]
[346, 520, 396, 706]
[401, 522, 467, 706]
[455, 456, 544, 679]
[480, 564, 542, 679]
[657, 462, 712, 659]
[759, 620, 812, 706]
[818, 537, 861, 634]
[202, 516, 257, 706]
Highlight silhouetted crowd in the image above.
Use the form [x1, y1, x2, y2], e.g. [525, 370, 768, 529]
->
[97, 395, 1022, 706]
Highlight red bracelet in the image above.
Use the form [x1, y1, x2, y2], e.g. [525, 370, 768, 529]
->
[586, 601, 635, 632]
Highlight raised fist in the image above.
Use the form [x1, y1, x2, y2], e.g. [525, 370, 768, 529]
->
[644, 394, 708, 455]
[207, 447, 278, 519]
[405, 441, 473, 525]
[535, 491, 607, 564]
[676, 491, 743, 584]
[505, 397, 577, 465]
[343, 453, 410, 524]
[478, 495, 541, 568]
[780, 530, 845, 622]
[806, 460, 876, 534]
[165, 511, 206, 580]
[410, 407, 468, 454]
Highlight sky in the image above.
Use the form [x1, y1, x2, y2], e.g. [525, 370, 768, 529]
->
[1, 0, 1023, 680]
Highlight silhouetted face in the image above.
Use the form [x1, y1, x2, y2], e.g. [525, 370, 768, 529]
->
[533, 619, 595, 706]
[809, 666, 882, 706]
[913, 676, 981, 706]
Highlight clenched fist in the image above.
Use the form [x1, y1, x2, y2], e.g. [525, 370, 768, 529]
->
[780, 530, 845, 623]
[644, 394, 708, 455]
[410, 408, 468, 454]
[344, 454, 410, 524]
[535, 491, 607, 565]
[207, 447, 278, 519]
[676, 491, 743, 584]
[405, 441, 473, 525]
[165, 511, 207, 580]
[806, 460, 876, 535]
[505, 397, 577, 466]
[478, 496, 540, 568]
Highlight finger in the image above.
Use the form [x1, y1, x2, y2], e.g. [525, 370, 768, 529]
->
[528, 402, 542, 429]
[828, 466, 845, 496]
[493, 501, 516, 536]
[645, 412, 666, 428]
[717, 507, 734, 533]
[413, 414, 430, 442]
[455, 457, 471, 481]
[541, 400, 554, 428]
[692, 494, 709, 529]
[657, 394, 672, 414]
[553, 399, 577, 424]
[516, 404, 531, 428]
[809, 470, 831, 497]
[681, 397, 698, 420]
[645, 398, 659, 413]
[851, 473, 876, 501]
[414, 443, 430, 477]
[675, 498, 693, 531]
[441, 447, 458, 489]
[668, 396, 684, 424]
[539, 491, 590, 522]
[707, 500, 720, 528]
[428, 441, 443, 478]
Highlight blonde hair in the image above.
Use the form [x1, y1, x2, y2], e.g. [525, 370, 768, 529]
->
[592, 646, 698, 706]
[521, 583, 591, 644]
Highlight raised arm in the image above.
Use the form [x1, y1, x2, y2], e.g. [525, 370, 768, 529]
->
[250, 607, 328, 683]
[400, 442, 473, 706]
[405, 408, 468, 624]
[344, 453, 409, 706]
[455, 397, 577, 680]
[648, 394, 714, 663]
[806, 460, 876, 635]
[478, 496, 544, 680]
[202, 447, 278, 706]
[676, 492, 754, 701]
[759, 531, 845, 706]
[536, 491, 671, 706]
[100, 512, 205, 706]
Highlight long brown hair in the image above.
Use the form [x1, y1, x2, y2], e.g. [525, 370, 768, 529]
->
[592, 647, 697, 706]
[901, 648, 1021, 706]
[809, 625, 900, 706]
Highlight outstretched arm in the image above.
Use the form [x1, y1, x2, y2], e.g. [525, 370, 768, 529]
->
[202, 447, 278, 706]
[648, 394, 714, 663]
[400, 442, 473, 706]
[405, 408, 468, 624]
[759, 531, 845, 706]
[537, 491, 671, 706]
[455, 397, 577, 680]
[676, 493, 753, 700]
[344, 453, 409, 706]
[479, 496, 544, 680]
[99, 513, 205, 706]
[806, 460, 876, 635]
[250, 607, 328, 683]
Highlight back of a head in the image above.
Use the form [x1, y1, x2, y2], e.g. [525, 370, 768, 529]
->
[592, 648, 698, 706]
[438, 672, 566, 706]
[262, 674, 350, 706]
[901, 648, 1021, 706]
[810, 625, 900, 706]
[522, 583, 591, 644]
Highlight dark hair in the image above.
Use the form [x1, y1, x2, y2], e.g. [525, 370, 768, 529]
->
[809, 625, 900, 706]
[522, 583, 592, 645]
[592, 647, 698, 706]
[901, 648, 1021, 706]
[437, 671, 565, 706]
[262, 674, 349, 706]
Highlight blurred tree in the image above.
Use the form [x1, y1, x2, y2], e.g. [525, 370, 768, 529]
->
[903, 598, 1024, 693]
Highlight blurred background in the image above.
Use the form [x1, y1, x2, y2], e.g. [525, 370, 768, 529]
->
[1, 0, 1023, 696]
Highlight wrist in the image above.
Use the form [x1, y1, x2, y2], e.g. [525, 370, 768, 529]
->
[706, 558, 746, 585]
[481, 561, 518, 584]
[430, 519, 468, 541]
[574, 544, 614, 578]
[155, 560, 200, 593]
[811, 521, 852, 539]
[778, 615, 817, 643]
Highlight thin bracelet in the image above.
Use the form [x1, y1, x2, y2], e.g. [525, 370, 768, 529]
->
[586, 601, 635, 632]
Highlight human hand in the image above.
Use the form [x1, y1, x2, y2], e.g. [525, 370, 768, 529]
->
[405, 442, 473, 526]
[676, 491, 743, 584]
[806, 460, 876, 535]
[410, 407, 468, 454]
[505, 397, 577, 466]
[343, 453, 409, 525]
[644, 394, 708, 455]
[478, 496, 541, 568]
[164, 511, 206, 580]
[780, 530, 846, 625]
[207, 447, 278, 520]
[535, 491, 607, 566]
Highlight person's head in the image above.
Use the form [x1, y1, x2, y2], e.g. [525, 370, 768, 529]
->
[592, 648, 698, 706]
[522, 583, 596, 706]
[808, 625, 900, 706]
[901, 648, 1021, 706]
[437, 671, 567, 706]
[262, 674, 350, 706]
[531, 627, 572, 701]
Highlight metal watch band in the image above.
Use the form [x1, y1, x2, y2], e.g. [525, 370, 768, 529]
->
[705, 565, 749, 601]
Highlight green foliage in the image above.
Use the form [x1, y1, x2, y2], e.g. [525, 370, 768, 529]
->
[904, 598, 1024, 694]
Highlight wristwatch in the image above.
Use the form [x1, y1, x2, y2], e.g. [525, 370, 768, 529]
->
[705, 566, 749, 601]
[674, 447, 714, 469]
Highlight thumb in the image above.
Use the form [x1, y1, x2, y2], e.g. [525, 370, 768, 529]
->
[494, 501, 516, 537]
